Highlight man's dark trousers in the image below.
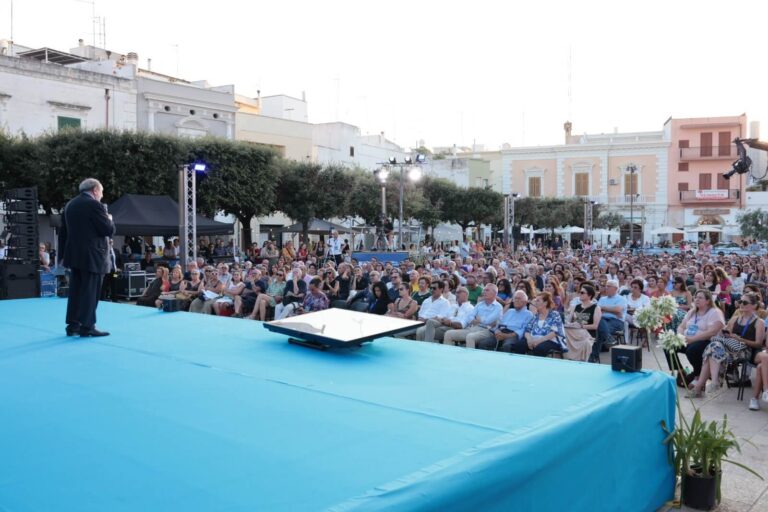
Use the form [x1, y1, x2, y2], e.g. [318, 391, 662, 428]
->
[67, 268, 103, 330]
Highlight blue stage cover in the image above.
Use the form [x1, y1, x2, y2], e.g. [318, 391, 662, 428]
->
[0, 299, 675, 511]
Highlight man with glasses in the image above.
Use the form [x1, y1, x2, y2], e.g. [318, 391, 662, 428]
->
[415, 282, 466, 343]
[590, 279, 627, 363]
[444, 284, 502, 349]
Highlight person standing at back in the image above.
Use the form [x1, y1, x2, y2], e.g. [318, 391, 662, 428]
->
[59, 178, 115, 337]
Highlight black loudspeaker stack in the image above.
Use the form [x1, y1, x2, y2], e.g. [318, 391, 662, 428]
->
[1, 187, 40, 299]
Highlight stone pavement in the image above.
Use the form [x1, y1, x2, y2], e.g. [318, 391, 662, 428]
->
[598, 343, 768, 511]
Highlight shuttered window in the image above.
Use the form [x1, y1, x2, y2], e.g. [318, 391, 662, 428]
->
[624, 173, 638, 196]
[718, 132, 731, 156]
[575, 173, 589, 196]
[528, 177, 541, 197]
[699, 173, 712, 189]
[678, 183, 689, 191]
[717, 173, 728, 190]
[700, 132, 713, 157]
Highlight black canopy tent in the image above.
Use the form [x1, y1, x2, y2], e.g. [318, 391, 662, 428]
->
[278, 218, 359, 235]
[109, 194, 233, 237]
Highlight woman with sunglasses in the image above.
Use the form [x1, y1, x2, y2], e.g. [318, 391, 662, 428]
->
[690, 293, 764, 397]
[387, 283, 419, 319]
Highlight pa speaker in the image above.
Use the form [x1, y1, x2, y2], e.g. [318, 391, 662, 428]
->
[7, 224, 38, 236]
[0, 263, 40, 299]
[4, 212, 37, 224]
[3, 188, 37, 201]
[4, 199, 37, 213]
[611, 344, 642, 373]
[5, 247, 37, 261]
[8, 235, 38, 249]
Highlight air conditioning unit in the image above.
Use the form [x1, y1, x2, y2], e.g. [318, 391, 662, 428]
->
[608, 179, 618, 186]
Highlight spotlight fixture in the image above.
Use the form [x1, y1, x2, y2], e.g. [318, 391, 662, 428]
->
[723, 138, 752, 180]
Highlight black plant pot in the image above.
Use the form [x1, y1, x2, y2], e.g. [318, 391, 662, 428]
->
[682, 471, 718, 510]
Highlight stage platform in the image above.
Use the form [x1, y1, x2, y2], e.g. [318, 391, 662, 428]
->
[0, 298, 675, 511]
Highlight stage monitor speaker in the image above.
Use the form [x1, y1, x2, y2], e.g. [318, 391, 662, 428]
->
[7, 224, 38, 236]
[5, 247, 37, 261]
[3, 188, 37, 201]
[8, 235, 38, 249]
[4, 212, 37, 224]
[0, 263, 40, 299]
[4, 199, 37, 213]
[611, 344, 642, 373]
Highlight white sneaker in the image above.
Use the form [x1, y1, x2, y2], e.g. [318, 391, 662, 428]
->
[762, 391, 768, 402]
[749, 398, 760, 411]
[707, 380, 721, 393]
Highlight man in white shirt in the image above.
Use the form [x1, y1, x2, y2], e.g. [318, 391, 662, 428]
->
[444, 284, 503, 349]
[327, 231, 344, 265]
[415, 280, 453, 324]
[416, 286, 474, 343]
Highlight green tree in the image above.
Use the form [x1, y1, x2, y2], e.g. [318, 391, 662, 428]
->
[596, 211, 624, 230]
[191, 138, 278, 247]
[276, 161, 352, 243]
[737, 209, 768, 241]
[446, 187, 504, 232]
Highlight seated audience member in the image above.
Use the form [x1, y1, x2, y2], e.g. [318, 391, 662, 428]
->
[367, 282, 392, 315]
[411, 276, 432, 305]
[671, 290, 725, 389]
[444, 284, 502, 349]
[493, 291, 535, 352]
[749, 347, 768, 411]
[465, 274, 484, 305]
[189, 267, 225, 314]
[275, 270, 308, 319]
[590, 279, 627, 363]
[387, 281, 420, 320]
[248, 270, 286, 321]
[415, 284, 470, 343]
[213, 270, 246, 316]
[137, 267, 169, 307]
[293, 277, 330, 315]
[517, 292, 568, 357]
[563, 284, 601, 361]
[691, 292, 763, 398]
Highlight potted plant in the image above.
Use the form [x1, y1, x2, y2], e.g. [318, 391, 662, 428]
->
[635, 298, 763, 510]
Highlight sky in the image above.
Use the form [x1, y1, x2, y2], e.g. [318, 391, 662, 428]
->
[3, 0, 767, 150]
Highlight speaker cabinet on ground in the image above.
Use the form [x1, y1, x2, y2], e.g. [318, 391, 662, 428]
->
[0, 263, 40, 300]
[3, 188, 37, 201]
[4, 199, 37, 213]
[4, 212, 37, 224]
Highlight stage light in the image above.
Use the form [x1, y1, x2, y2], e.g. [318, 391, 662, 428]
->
[193, 162, 207, 172]
[408, 166, 422, 182]
[389, 157, 397, 165]
[415, 153, 427, 164]
[404, 157, 413, 165]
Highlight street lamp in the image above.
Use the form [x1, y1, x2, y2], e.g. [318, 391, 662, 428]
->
[377, 156, 424, 250]
[627, 164, 638, 247]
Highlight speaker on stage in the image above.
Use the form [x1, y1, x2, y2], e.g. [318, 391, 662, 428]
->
[0, 263, 40, 299]
[5, 247, 37, 262]
[8, 235, 37, 249]
[6, 224, 38, 236]
[3, 188, 37, 201]
[5, 212, 37, 224]
[4, 199, 37, 213]
[611, 345, 642, 372]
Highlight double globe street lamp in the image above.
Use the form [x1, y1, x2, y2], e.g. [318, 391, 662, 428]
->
[374, 155, 425, 250]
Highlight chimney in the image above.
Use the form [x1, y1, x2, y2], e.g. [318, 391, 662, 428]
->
[147, 58, 152, 71]
[302, 90, 306, 102]
[126, 52, 138, 65]
[563, 121, 572, 143]
[78, 39, 85, 47]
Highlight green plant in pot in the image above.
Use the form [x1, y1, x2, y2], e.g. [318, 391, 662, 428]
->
[635, 297, 763, 510]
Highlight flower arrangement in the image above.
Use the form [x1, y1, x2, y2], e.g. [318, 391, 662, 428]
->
[657, 330, 686, 352]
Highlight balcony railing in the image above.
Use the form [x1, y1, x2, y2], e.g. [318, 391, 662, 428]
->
[679, 145, 734, 161]
[606, 194, 655, 205]
[679, 189, 740, 202]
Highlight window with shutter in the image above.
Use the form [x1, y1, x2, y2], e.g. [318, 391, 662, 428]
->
[678, 183, 689, 191]
[575, 173, 589, 196]
[716, 173, 728, 190]
[718, 132, 731, 157]
[624, 173, 638, 196]
[528, 177, 541, 197]
[700, 132, 713, 157]
[678, 162, 689, 172]
[699, 173, 712, 190]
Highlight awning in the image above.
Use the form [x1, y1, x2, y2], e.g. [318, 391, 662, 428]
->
[109, 194, 233, 237]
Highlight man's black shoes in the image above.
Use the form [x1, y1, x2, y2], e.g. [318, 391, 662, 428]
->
[65, 325, 78, 337]
[79, 329, 110, 337]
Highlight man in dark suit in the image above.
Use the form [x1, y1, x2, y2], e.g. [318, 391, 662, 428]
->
[59, 178, 115, 337]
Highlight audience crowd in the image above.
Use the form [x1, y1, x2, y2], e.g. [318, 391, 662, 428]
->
[116, 233, 768, 413]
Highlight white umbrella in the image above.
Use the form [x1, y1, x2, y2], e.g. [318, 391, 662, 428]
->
[592, 228, 619, 236]
[533, 228, 550, 234]
[686, 225, 722, 233]
[520, 226, 533, 234]
[652, 226, 685, 235]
